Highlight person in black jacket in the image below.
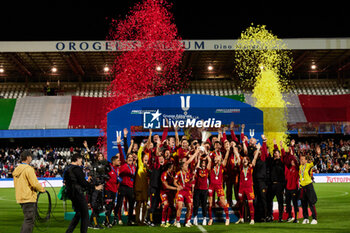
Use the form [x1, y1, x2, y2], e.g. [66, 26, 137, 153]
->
[253, 135, 269, 222]
[266, 140, 285, 222]
[65, 153, 103, 233]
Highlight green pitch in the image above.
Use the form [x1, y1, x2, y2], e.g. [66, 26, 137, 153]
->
[0, 183, 349, 233]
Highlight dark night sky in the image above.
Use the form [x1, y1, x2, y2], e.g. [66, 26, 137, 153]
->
[1, 1, 349, 41]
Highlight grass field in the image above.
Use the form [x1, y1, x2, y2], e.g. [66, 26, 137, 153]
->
[0, 183, 349, 233]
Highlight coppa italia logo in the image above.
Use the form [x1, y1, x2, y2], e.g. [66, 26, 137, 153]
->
[143, 96, 222, 129]
[180, 96, 190, 115]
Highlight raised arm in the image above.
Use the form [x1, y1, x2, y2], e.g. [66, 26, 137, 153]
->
[185, 149, 199, 166]
[261, 135, 268, 161]
[221, 127, 227, 143]
[222, 144, 230, 167]
[233, 146, 241, 166]
[174, 125, 180, 148]
[146, 129, 153, 150]
[217, 128, 222, 143]
[206, 154, 212, 170]
[252, 143, 261, 167]
[280, 140, 286, 162]
[116, 135, 125, 164]
[230, 121, 239, 143]
[242, 137, 248, 155]
[240, 124, 245, 143]
[121, 128, 129, 155]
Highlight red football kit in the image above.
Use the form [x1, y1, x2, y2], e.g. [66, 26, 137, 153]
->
[195, 167, 209, 190]
[160, 170, 175, 203]
[238, 165, 255, 200]
[208, 164, 225, 198]
[174, 170, 193, 204]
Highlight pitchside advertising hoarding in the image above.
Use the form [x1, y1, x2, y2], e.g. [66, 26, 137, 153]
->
[1, 174, 349, 188]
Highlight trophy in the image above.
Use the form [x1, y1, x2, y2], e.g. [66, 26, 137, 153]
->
[201, 130, 212, 143]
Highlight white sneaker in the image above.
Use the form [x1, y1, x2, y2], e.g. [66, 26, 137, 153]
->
[250, 220, 255, 225]
[302, 219, 310, 224]
[176, 222, 181, 228]
[185, 222, 192, 227]
[208, 219, 213, 226]
[193, 216, 198, 226]
[225, 218, 230, 226]
[202, 218, 207, 226]
[310, 219, 318, 225]
[118, 220, 123, 225]
[235, 218, 244, 224]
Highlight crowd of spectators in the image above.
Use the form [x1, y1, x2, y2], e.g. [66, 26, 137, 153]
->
[0, 143, 99, 179]
[294, 138, 349, 173]
[0, 138, 349, 179]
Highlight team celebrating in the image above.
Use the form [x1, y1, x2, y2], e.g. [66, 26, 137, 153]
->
[80, 121, 319, 229]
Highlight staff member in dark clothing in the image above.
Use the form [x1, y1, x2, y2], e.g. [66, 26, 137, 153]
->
[65, 153, 103, 233]
[253, 135, 269, 222]
[266, 140, 285, 222]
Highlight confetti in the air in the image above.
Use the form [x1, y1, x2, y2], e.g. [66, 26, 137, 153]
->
[235, 24, 293, 150]
[98, 0, 188, 150]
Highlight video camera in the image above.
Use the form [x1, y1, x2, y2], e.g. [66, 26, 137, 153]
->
[89, 160, 110, 186]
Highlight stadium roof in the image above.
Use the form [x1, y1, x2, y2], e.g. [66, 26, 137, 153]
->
[0, 39, 349, 83]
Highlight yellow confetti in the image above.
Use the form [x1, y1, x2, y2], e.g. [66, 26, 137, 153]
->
[234, 24, 293, 151]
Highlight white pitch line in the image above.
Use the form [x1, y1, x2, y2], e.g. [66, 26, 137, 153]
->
[197, 225, 207, 233]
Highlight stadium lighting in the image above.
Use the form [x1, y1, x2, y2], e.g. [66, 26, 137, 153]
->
[51, 67, 57, 73]
[104, 66, 109, 72]
[208, 65, 213, 71]
[0, 68, 4, 73]
[156, 65, 162, 71]
[311, 64, 317, 70]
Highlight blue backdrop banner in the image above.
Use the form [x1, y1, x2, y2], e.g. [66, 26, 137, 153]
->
[107, 94, 263, 160]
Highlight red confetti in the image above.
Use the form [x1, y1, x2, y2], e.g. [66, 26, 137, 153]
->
[98, 0, 189, 151]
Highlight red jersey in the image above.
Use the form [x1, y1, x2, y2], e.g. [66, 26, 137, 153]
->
[174, 170, 193, 191]
[195, 167, 209, 190]
[119, 163, 136, 188]
[209, 150, 223, 161]
[227, 153, 240, 175]
[210, 164, 224, 186]
[176, 147, 189, 160]
[285, 165, 299, 190]
[161, 170, 175, 191]
[105, 164, 119, 193]
[239, 165, 254, 189]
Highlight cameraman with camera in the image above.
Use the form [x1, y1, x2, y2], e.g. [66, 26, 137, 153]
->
[65, 153, 103, 233]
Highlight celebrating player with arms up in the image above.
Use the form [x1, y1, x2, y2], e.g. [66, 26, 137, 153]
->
[299, 146, 319, 225]
[173, 150, 198, 228]
[160, 162, 180, 227]
[235, 143, 260, 225]
[208, 142, 231, 226]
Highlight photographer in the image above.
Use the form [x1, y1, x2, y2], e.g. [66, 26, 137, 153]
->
[65, 153, 103, 233]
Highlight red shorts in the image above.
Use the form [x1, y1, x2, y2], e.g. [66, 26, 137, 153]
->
[208, 184, 225, 198]
[160, 191, 175, 205]
[176, 190, 192, 204]
[238, 187, 255, 201]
